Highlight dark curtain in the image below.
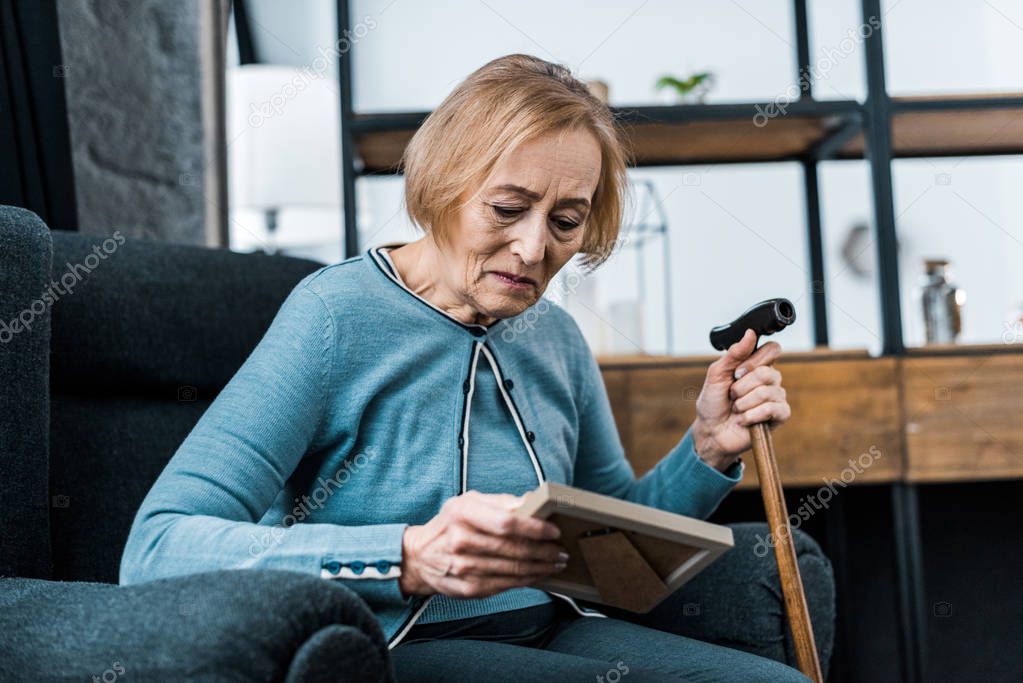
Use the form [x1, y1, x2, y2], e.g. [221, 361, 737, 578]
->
[0, 0, 78, 231]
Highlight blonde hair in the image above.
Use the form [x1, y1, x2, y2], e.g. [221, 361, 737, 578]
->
[399, 53, 632, 273]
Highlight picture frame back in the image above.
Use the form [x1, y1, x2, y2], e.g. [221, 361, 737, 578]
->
[514, 481, 735, 612]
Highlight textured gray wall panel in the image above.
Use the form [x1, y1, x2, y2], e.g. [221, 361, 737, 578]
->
[56, 0, 205, 243]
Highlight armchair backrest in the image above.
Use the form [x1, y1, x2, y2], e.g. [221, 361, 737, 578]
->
[0, 204, 326, 582]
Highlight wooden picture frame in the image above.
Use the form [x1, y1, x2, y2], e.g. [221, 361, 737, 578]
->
[514, 482, 735, 612]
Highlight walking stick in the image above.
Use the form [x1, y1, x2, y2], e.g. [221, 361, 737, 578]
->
[710, 299, 824, 683]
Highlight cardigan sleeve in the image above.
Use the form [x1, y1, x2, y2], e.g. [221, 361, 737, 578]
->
[118, 278, 414, 609]
[570, 344, 743, 520]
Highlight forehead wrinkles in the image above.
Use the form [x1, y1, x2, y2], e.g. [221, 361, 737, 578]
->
[545, 142, 600, 196]
[497, 168, 590, 206]
[485, 135, 599, 204]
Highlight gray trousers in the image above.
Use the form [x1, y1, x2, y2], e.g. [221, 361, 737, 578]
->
[390, 523, 835, 682]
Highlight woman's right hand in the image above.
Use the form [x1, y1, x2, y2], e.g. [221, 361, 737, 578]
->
[398, 490, 569, 599]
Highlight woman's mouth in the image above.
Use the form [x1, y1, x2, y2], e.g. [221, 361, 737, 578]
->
[490, 271, 536, 290]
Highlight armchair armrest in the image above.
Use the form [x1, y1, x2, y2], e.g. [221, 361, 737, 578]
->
[0, 205, 54, 579]
[0, 569, 394, 682]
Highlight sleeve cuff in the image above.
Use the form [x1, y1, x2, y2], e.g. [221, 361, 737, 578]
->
[664, 428, 743, 516]
[319, 522, 416, 607]
[688, 435, 745, 485]
[722, 457, 744, 481]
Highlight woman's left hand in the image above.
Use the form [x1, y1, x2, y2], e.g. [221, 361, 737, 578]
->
[691, 328, 791, 471]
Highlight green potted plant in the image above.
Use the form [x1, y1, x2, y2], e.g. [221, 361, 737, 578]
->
[655, 71, 715, 104]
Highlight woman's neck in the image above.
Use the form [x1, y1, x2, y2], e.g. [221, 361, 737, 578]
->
[387, 237, 497, 327]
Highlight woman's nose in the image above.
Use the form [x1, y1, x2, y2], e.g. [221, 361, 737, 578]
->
[508, 216, 547, 266]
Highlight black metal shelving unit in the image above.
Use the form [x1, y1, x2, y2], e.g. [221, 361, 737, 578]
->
[334, 2, 1023, 680]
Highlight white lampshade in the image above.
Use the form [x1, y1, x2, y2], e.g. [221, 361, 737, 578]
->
[226, 64, 342, 210]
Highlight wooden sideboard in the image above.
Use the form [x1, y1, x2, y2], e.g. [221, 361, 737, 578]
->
[597, 346, 1023, 490]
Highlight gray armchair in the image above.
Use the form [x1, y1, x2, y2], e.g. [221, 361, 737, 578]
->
[0, 205, 393, 682]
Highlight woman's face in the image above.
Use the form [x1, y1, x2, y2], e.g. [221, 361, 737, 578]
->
[441, 126, 602, 323]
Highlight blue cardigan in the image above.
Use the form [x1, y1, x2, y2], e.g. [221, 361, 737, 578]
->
[371, 245, 561, 626]
[119, 242, 743, 648]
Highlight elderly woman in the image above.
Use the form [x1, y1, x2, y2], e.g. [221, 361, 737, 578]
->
[121, 54, 833, 681]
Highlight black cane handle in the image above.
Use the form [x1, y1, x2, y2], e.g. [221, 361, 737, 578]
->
[708, 298, 796, 351]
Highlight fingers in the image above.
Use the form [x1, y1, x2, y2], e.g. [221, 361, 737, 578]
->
[446, 525, 567, 563]
[736, 400, 791, 427]
[733, 340, 782, 379]
[416, 493, 574, 600]
[729, 364, 782, 399]
[731, 383, 786, 413]
[493, 493, 525, 511]
[706, 328, 758, 382]
[448, 491, 560, 541]
[437, 554, 567, 581]
[729, 365, 790, 427]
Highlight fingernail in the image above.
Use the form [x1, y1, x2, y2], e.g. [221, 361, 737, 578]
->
[554, 562, 567, 571]
[544, 524, 561, 539]
[557, 551, 570, 562]
[734, 367, 748, 380]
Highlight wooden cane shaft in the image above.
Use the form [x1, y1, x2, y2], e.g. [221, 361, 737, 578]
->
[749, 422, 824, 683]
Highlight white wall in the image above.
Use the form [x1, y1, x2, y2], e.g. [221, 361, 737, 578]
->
[227, 0, 1023, 355]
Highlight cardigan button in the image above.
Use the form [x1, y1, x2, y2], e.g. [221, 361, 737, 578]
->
[503, 378, 514, 390]
[458, 435, 465, 447]
[462, 379, 471, 394]
[470, 327, 486, 337]
[526, 430, 536, 442]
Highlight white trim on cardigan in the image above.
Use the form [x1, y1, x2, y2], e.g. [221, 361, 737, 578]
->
[370, 243, 605, 648]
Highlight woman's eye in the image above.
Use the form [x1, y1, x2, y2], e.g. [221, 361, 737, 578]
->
[554, 218, 580, 231]
[491, 204, 524, 219]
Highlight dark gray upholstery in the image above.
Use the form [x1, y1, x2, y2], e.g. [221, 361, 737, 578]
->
[1, 570, 392, 683]
[0, 205, 391, 682]
[48, 231, 323, 395]
[0, 206, 54, 580]
[46, 229, 323, 583]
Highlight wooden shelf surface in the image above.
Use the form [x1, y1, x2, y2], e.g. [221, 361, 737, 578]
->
[619, 112, 849, 166]
[597, 347, 870, 369]
[351, 94, 1023, 174]
[901, 353, 1023, 483]
[841, 94, 1023, 159]
[600, 346, 1023, 489]
[351, 101, 860, 173]
[603, 355, 903, 490]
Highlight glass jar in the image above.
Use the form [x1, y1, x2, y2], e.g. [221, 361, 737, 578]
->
[921, 259, 965, 345]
